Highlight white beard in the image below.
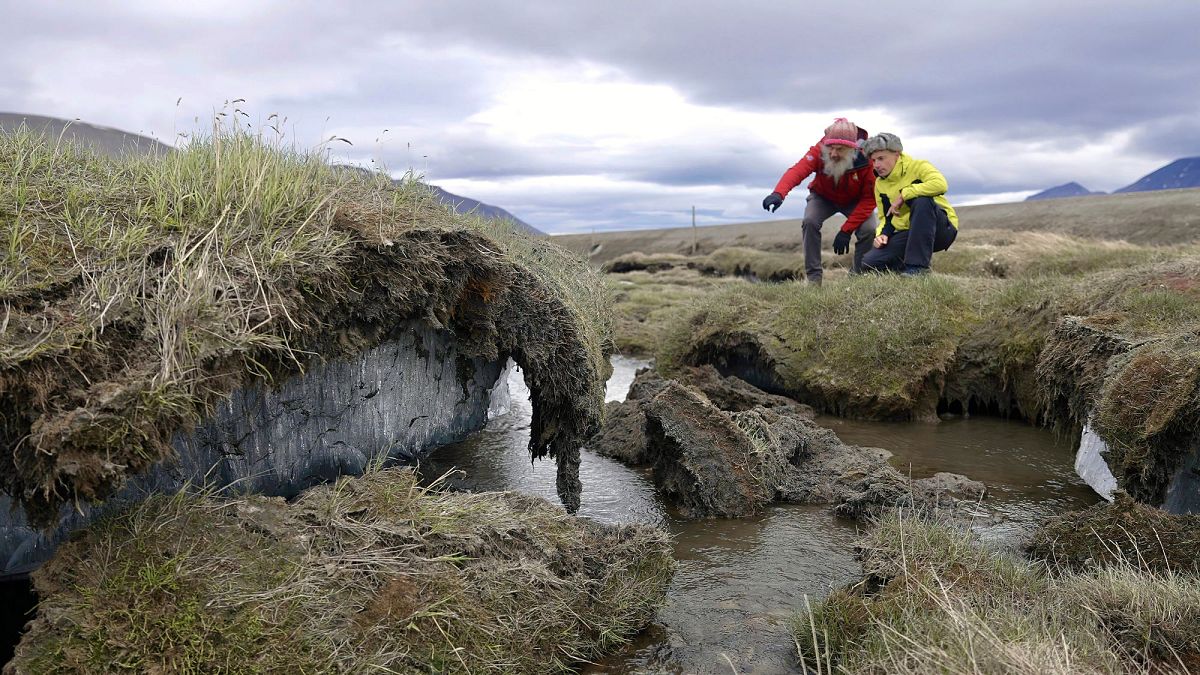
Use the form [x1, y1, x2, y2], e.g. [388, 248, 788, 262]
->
[821, 148, 856, 184]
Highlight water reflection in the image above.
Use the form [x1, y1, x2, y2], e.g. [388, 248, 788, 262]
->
[816, 415, 1102, 540]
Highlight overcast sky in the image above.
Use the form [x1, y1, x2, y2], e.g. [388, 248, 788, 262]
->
[2, 1, 1198, 233]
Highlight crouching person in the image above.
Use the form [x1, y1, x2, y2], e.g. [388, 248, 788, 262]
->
[762, 117, 877, 285]
[860, 133, 958, 275]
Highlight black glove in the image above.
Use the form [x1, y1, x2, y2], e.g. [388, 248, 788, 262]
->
[762, 192, 783, 212]
[833, 230, 852, 255]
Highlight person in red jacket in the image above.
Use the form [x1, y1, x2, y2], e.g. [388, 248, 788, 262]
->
[762, 118, 877, 285]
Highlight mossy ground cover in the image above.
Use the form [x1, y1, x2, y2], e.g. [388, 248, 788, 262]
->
[604, 245, 818, 282]
[1029, 493, 1200, 576]
[0, 124, 611, 520]
[8, 468, 674, 674]
[606, 267, 745, 356]
[656, 274, 982, 420]
[794, 512, 1200, 674]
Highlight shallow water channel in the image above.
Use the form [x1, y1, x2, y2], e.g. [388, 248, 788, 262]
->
[418, 356, 1102, 674]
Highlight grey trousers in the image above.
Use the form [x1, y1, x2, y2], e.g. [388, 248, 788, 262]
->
[802, 193, 879, 282]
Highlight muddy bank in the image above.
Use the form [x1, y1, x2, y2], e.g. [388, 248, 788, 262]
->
[6, 468, 673, 674]
[0, 130, 611, 565]
[588, 367, 985, 519]
[1040, 311, 1200, 509]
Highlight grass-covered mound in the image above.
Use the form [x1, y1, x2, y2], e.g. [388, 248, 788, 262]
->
[602, 251, 691, 273]
[794, 513, 1200, 674]
[657, 274, 981, 420]
[604, 246, 806, 281]
[1028, 493, 1200, 576]
[7, 468, 673, 674]
[0, 126, 611, 522]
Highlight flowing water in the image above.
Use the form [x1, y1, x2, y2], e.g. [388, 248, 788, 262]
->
[416, 357, 1103, 674]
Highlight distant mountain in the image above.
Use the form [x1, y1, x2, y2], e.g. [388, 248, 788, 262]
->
[0, 111, 170, 157]
[426, 184, 542, 235]
[1, 111, 540, 235]
[1025, 182, 1104, 201]
[332, 166, 541, 235]
[1115, 157, 1200, 193]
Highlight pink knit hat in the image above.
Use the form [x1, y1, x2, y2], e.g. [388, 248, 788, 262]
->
[822, 118, 862, 148]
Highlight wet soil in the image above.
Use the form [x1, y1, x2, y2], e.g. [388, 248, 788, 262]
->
[0, 579, 35, 668]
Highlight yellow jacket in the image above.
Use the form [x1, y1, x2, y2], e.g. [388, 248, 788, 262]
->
[874, 153, 959, 235]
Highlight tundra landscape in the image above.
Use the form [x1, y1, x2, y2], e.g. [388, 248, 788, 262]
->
[3, 2, 1200, 673]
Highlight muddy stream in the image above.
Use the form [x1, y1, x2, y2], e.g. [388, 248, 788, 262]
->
[416, 357, 1103, 674]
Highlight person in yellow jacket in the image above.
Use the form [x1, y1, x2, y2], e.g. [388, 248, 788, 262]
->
[859, 133, 959, 275]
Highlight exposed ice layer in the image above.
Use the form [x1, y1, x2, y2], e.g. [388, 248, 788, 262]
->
[1076, 418, 1200, 514]
[1076, 422, 1118, 502]
[1, 322, 503, 578]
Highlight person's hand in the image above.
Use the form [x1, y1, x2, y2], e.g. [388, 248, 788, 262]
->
[833, 230, 852, 255]
[762, 192, 783, 212]
[886, 192, 905, 217]
[874, 234, 889, 249]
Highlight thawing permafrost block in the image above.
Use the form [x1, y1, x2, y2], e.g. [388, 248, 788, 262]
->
[1075, 421, 1117, 501]
[1, 322, 503, 578]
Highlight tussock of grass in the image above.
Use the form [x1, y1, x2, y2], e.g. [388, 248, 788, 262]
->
[1028, 493, 1200, 575]
[603, 246, 807, 281]
[0, 123, 611, 522]
[794, 513, 1200, 674]
[658, 275, 978, 419]
[9, 468, 674, 674]
[602, 251, 691, 273]
[694, 246, 806, 281]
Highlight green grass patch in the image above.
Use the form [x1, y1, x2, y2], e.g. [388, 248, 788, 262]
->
[658, 274, 978, 418]
[1029, 494, 1200, 576]
[608, 268, 746, 356]
[12, 468, 674, 674]
[795, 513, 1200, 674]
[695, 246, 806, 281]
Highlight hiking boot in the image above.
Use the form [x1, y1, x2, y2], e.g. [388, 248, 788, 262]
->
[807, 276, 823, 287]
[901, 265, 930, 277]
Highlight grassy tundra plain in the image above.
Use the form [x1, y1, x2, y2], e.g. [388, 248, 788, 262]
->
[560, 188, 1200, 673]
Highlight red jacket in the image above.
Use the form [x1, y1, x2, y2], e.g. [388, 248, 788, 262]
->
[773, 143, 877, 233]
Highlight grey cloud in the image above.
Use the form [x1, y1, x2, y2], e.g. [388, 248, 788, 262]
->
[2, 0, 1197, 232]
[357, 2, 1200, 149]
[1124, 113, 1200, 160]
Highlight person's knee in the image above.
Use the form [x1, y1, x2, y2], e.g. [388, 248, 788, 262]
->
[908, 196, 936, 214]
[802, 215, 824, 231]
